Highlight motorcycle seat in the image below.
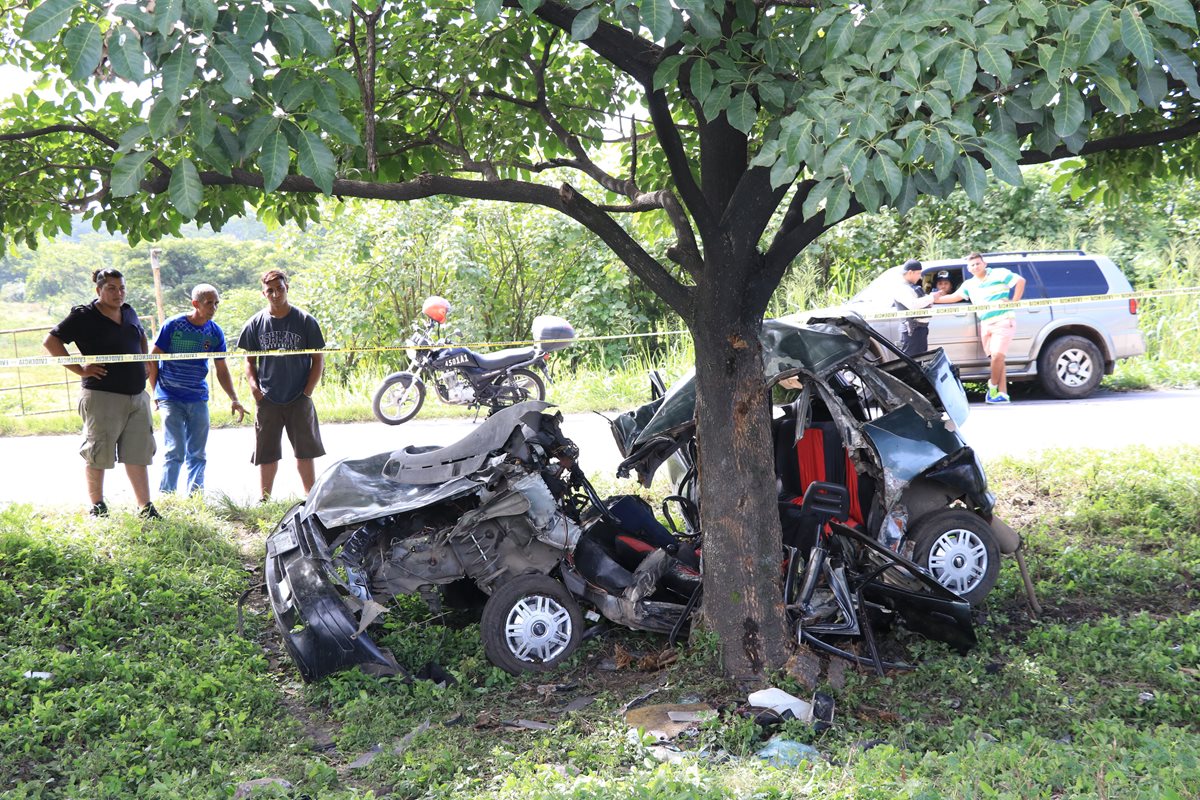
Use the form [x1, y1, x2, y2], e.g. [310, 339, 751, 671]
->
[472, 346, 538, 371]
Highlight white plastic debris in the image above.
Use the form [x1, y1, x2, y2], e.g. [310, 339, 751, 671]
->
[747, 687, 814, 722]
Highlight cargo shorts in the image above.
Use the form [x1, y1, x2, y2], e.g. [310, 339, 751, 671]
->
[78, 388, 156, 469]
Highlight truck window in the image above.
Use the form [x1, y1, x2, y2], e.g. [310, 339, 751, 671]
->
[1030, 260, 1108, 298]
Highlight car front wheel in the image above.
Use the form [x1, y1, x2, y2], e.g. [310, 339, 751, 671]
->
[1038, 335, 1104, 399]
[910, 510, 1000, 604]
[481, 574, 582, 675]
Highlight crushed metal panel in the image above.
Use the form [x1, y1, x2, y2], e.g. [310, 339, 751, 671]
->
[862, 405, 969, 486]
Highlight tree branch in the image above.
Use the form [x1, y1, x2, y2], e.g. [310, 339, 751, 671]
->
[1019, 116, 1200, 165]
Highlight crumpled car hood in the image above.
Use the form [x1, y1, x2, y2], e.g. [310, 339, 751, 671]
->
[303, 401, 554, 529]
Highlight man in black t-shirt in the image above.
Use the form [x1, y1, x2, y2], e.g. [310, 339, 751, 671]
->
[43, 268, 159, 519]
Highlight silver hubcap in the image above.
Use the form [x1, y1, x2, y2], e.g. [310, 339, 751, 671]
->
[381, 381, 418, 418]
[926, 529, 989, 595]
[1054, 348, 1094, 388]
[504, 594, 573, 663]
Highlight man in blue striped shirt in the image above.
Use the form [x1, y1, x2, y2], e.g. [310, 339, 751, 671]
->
[935, 252, 1026, 403]
[147, 284, 247, 494]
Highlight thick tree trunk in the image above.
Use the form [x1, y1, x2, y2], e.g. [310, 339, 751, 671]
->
[691, 288, 791, 680]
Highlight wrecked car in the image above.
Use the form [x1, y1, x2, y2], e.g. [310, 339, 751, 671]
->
[612, 314, 1037, 607]
[265, 317, 1028, 681]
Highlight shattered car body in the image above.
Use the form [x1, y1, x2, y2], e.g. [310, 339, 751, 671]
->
[265, 317, 1032, 681]
[612, 315, 1031, 606]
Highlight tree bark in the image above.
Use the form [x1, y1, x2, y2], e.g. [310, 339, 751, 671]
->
[690, 253, 791, 680]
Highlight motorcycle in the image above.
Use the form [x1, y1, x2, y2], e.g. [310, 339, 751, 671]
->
[265, 397, 982, 682]
[371, 296, 575, 425]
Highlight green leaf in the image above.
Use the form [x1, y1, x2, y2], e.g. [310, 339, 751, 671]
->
[113, 4, 153, 29]
[155, 0, 183, 36]
[571, 5, 600, 40]
[802, 178, 833, 220]
[726, 90, 756, 134]
[292, 13, 333, 57]
[272, 15, 306, 56]
[653, 54, 684, 90]
[258, 130, 290, 192]
[845, 146, 868, 183]
[107, 26, 145, 82]
[110, 151, 152, 197]
[984, 145, 1022, 185]
[1119, 7, 1154, 65]
[1136, 64, 1168, 106]
[1077, 5, 1112, 65]
[758, 80, 785, 110]
[63, 22, 102, 81]
[1146, 0, 1197, 29]
[1053, 84, 1085, 137]
[183, 0, 218, 31]
[474, 0, 503, 23]
[296, 130, 335, 194]
[823, 181, 850, 225]
[826, 14, 855, 58]
[22, 0, 79, 43]
[210, 44, 248, 81]
[1094, 72, 1135, 115]
[768, 157, 798, 190]
[689, 58, 714, 104]
[148, 96, 178, 138]
[643, 0, 676, 41]
[309, 110, 361, 146]
[875, 154, 902, 197]
[117, 123, 150, 154]
[957, 156, 988, 203]
[679, 0, 721, 40]
[237, 5, 269, 42]
[240, 116, 278, 156]
[168, 158, 202, 219]
[323, 68, 361, 98]
[1161, 49, 1200, 98]
[977, 40, 1013, 84]
[924, 89, 952, 119]
[161, 46, 197, 104]
[821, 137, 854, 177]
[942, 49, 976, 100]
[326, 0, 351, 15]
[190, 104, 215, 147]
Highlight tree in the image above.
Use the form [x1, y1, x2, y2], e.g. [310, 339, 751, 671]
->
[1, 0, 1197, 678]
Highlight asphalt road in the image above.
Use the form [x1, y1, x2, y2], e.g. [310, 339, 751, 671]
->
[2, 389, 1198, 512]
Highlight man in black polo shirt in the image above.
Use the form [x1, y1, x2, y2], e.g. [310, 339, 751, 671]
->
[43, 268, 160, 518]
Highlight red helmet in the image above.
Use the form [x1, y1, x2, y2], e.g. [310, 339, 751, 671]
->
[421, 295, 450, 323]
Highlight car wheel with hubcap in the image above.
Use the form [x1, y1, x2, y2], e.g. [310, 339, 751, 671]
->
[910, 509, 1000, 604]
[481, 574, 582, 675]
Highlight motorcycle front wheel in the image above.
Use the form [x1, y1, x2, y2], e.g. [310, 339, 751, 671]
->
[490, 367, 546, 409]
[372, 373, 426, 425]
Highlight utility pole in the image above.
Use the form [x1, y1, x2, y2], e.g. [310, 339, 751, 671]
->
[150, 247, 165, 332]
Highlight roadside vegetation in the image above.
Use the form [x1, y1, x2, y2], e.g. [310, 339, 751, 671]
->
[3, 170, 1199, 435]
[3, 446, 1197, 798]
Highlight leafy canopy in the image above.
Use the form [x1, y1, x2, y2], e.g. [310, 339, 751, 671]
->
[1, 0, 1196, 273]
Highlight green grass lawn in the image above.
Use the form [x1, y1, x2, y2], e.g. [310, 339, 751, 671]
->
[2, 446, 1198, 798]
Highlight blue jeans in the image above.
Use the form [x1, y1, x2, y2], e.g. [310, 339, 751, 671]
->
[159, 400, 210, 494]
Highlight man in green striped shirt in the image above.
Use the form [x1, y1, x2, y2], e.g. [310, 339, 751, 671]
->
[935, 252, 1026, 403]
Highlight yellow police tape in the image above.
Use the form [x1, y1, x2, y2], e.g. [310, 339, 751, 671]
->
[3, 285, 1197, 369]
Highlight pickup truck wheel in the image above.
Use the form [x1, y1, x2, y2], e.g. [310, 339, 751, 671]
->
[1038, 335, 1103, 399]
[910, 510, 1000, 605]
[481, 574, 582, 675]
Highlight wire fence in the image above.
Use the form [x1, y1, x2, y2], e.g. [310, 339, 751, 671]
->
[0, 326, 75, 417]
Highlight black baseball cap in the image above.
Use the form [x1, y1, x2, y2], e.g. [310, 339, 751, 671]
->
[903, 259, 922, 272]
[935, 270, 951, 279]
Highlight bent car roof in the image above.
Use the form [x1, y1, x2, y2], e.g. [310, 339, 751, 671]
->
[631, 317, 868, 446]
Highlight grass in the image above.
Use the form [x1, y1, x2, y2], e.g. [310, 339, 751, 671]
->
[2, 447, 1198, 798]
